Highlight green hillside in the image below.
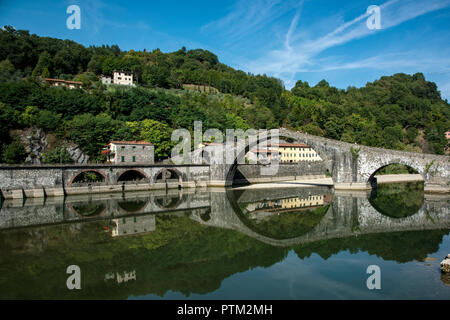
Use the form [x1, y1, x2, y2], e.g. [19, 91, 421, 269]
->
[0, 26, 448, 163]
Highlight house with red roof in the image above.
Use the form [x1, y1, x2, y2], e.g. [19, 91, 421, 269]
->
[102, 140, 154, 164]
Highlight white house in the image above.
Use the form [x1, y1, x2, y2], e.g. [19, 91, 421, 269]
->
[113, 70, 134, 86]
[100, 70, 135, 86]
[100, 75, 112, 85]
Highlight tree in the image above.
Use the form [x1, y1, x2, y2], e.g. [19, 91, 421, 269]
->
[2, 139, 27, 164]
[125, 119, 173, 160]
[0, 59, 15, 81]
[42, 146, 73, 164]
[67, 113, 122, 160]
[32, 51, 52, 77]
[36, 110, 62, 131]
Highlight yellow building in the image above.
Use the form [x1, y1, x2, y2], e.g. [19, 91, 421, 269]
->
[281, 195, 324, 209]
[268, 143, 322, 163]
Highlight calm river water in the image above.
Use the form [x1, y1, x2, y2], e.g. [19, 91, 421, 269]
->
[0, 182, 449, 299]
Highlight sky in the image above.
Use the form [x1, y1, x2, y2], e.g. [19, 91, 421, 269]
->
[1, 0, 450, 99]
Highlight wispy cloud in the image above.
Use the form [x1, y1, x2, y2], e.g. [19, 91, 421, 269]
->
[314, 51, 450, 72]
[202, 0, 299, 47]
[240, 0, 450, 88]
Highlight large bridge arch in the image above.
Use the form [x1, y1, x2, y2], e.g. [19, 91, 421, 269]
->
[224, 130, 337, 186]
[366, 160, 424, 188]
[222, 186, 336, 246]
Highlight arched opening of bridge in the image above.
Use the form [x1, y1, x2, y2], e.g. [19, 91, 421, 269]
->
[71, 201, 108, 217]
[227, 134, 330, 187]
[71, 170, 106, 186]
[226, 187, 333, 240]
[368, 163, 424, 218]
[117, 198, 149, 214]
[368, 163, 421, 189]
[117, 170, 148, 184]
[154, 194, 184, 209]
[155, 169, 182, 185]
[200, 208, 211, 222]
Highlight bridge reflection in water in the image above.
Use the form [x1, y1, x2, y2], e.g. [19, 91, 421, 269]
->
[0, 183, 448, 243]
[0, 182, 449, 299]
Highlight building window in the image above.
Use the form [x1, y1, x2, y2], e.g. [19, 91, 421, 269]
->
[121, 156, 125, 162]
[132, 156, 136, 162]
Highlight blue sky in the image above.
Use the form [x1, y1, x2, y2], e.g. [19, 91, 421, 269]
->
[1, 0, 450, 99]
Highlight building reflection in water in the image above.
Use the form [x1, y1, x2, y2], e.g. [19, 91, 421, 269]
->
[105, 270, 137, 284]
[110, 216, 156, 237]
[245, 194, 333, 222]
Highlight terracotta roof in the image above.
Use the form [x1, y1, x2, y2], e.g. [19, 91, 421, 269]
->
[250, 149, 278, 153]
[108, 140, 153, 146]
[41, 78, 82, 85]
[267, 143, 311, 148]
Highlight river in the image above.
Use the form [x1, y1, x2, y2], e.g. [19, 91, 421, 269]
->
[0, 182, 449, 299]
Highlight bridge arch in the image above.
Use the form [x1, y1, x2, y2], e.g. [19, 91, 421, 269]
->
[154, 193, 185, 209]
[69, 169, 108, 187]
[225, 186, 335, 242]
[69, 201, 109, 217]
[366, 160, 424, 187]
[117, 198, 150, 214]
[154, 168, 184, 184]
[225, 130, 333, 186]
[116, 169, 149, 184]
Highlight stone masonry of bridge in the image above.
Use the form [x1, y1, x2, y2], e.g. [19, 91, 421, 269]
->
[0, 164, 210, 199]
[212, 130, 449, 192]
[0, 130, 449, 199]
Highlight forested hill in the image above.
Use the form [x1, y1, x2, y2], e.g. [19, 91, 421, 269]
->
[0, 26, 448, 164]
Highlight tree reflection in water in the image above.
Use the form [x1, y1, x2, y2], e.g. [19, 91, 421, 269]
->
[369, 182, 424, 218]
[0, 186, 448, 299]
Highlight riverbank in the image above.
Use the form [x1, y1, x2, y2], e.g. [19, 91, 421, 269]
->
[375, 174, 424, 184]
[1, 174, 448, 200]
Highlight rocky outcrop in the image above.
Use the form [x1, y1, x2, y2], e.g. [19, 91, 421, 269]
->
[66, 143, 89, 164]
[18, 128, 89, 165]
[21, 128, 48, 165]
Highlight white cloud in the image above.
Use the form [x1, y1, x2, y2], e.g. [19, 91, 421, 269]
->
[239, 0, 450, 88]
[202, 0, 299, 47]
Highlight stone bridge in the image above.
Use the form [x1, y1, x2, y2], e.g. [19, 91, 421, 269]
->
[211, 130, 450, 190]
[1, 186, 448, 247]
[0, 164, 210, 199]
[0, 130, 448, 199]
[192, 188, 450, 247]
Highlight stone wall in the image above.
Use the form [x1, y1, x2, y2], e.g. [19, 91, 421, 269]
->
[0, 164, 210, 199]
[233, 162, 327, 185]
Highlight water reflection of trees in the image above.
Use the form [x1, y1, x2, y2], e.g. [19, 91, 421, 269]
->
[294, 229, 449, 263]
[0, 214, 448, 299]
[242, 204, 329, 240]
[0, 216, 287, 299]
[369, 182, 424, 218]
